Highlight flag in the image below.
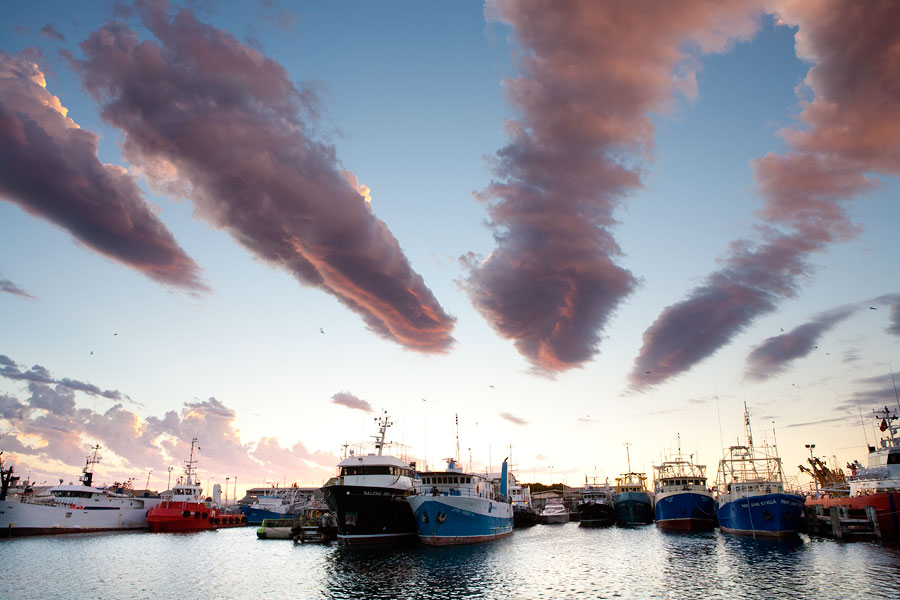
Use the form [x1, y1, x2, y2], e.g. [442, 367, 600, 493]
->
[880, 418, 888, 432]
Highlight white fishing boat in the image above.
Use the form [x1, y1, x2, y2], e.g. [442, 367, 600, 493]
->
[0, 444, 164, 537]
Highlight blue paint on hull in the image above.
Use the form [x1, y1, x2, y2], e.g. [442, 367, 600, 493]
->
[409, 495, 513, 545]
[654, 492, 715, 531]
[614, 492, 653, 525]
[240, 506, 297, 525]
[717, 492, 805, 537]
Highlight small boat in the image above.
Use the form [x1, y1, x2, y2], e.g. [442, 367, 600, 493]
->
[653, 436, 715, 532]
[290, 503, 338, 544]
[147, 438, 247, 533]
[409, 457, 514, 544]
[577, 476, 616, 527]
[540, 498, 569, 524]
[613, 444, 653, 525]
[715, 403, 804, 538]
[804, 405, 900, 541]
[321, 411, 421, 545]
[0, 444, 165, 537]
[256, 517, 295, 540]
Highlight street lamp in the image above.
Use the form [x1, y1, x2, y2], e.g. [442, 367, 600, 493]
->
[167, 466, 173, 491]
[805, 443, 818, 495]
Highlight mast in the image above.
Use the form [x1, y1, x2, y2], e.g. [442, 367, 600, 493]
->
[372, 410, 393, 456]
[624, 442, 632, 473]
[81, 443, 102, 487]
[184, 438, 199, 485]
[743, 401, 754, 448]
[455, 413, 460, 464]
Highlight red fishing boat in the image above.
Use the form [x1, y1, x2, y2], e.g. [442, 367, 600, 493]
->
[804, 406, 900, 541]
[147, 438, 246, 533]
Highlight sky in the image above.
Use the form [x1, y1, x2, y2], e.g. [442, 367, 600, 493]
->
[1, 0, 898, 499]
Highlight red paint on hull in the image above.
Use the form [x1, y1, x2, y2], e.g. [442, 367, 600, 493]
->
[655, 518, 715, 532]
[719, 526, 798, 538]
[805, 492, 899, 541]
[147, 502, 247, 533]
[418, 530, 513, 545]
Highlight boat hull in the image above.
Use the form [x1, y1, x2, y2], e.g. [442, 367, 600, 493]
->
[241, 506, 297, 525]
[0, 497, 163, 537]
[804, 492, 899, 541]
[408, 494, 513, 545]
[147, 503, 246, 533]
[576, 502, 616, 527]
[322, 484, 417, 545]
[717, 492, 804, 537]
[540, 511, 569, 524]
[654, 491, 716, 532]
[614, 492, 653, 525]
[512, 504, 539, 528]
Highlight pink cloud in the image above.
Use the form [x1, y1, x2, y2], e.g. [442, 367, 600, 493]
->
[330, 391, 372, 413]
[499, 411, 528, 426]
[630, 1, 900, 389]
[463, 1, 761, 373]
[0, 355, 336, 487]
[70, 5, 455, 353]
[0, 52, 206, 291]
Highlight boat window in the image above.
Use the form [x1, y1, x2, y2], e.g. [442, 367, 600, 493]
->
[466, 477, 471, 484]
[888, 453, 900, 465]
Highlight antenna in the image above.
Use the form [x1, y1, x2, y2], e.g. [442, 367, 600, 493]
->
[890, 361, 900, 415]
[455, 413, 460, 463]
[856, 390, 871, 448]
[372, 410, 393, 456]
[184, 438, 199, 485]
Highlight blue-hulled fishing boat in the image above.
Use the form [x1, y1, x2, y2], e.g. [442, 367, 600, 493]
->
[653, 435, 715, 532]
[613, 443, 653, 526]
[715, 403, 804, 537]
[408, 457, 513, 545]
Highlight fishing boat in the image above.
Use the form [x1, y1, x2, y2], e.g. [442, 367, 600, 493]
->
[409, 457, 514, 544]
[321, 411, 421, 545]
[653, 436, 715, 532]
[715, 403, 804, 537]
[613, 444, 653, 525]
[509, 474, 539, 527]
[239, 485, 316, 525]
[146, 438, 246, 533]
[0, 444, 165, 537]
[577, 476, 616, 527]
[804, 405, 900, 541]
[540, 498, 569, 524]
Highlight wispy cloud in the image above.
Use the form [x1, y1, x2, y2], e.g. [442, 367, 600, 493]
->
[499, 411, 528, 425]
[330, 391, 372, 413]
[0, 53, 206, 291]
[631, 1, 900, 389]
[70, 4, 455, 353]
[1, 354, 130, 402]
[463, 1, 760, 374]
[39, 23, 66, 42]
[0, 277, 36, 300]
[745, 304, 858, 380]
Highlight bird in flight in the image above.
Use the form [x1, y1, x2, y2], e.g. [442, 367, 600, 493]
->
[319, 327, 325, 334]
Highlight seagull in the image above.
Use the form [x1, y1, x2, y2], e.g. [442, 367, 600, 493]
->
[869, 306, 878, 310]
[319, 327, 325, 334]
[113, 333, 118, 336]
[89, 351, 94, 355]
[489, 384, 494, 389]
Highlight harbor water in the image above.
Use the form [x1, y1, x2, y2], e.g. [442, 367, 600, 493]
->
[2, 523, 899, 599]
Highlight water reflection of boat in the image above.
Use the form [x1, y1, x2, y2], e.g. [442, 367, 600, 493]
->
[715, 404, 804, 538]
[804, 405, 900, 541]
[653, 437, 715, 532]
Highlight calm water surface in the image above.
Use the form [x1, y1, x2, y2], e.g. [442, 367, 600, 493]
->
[2, 524, 898, 599]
